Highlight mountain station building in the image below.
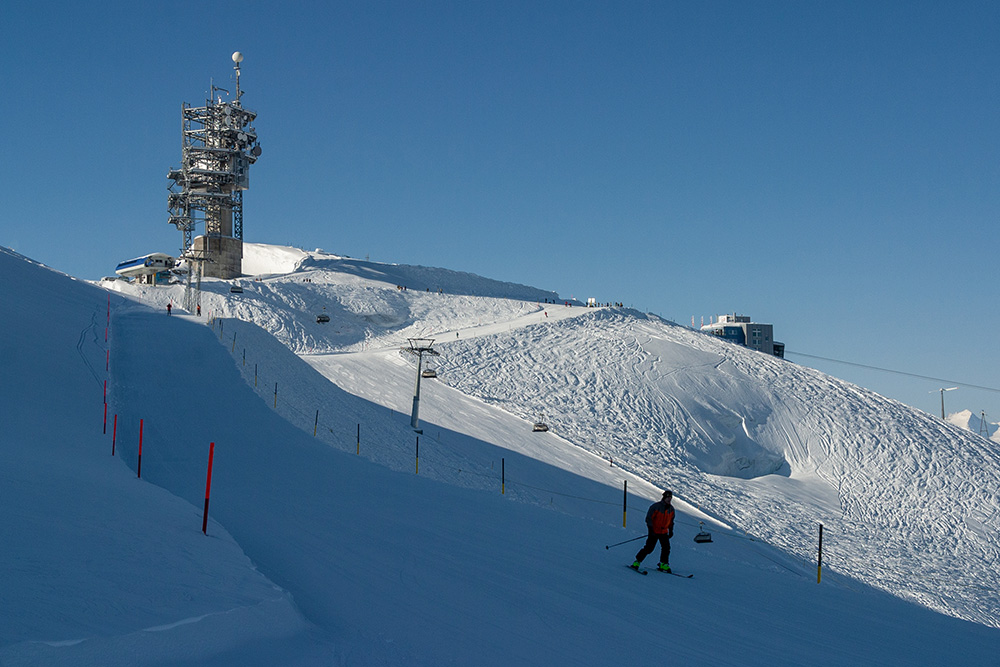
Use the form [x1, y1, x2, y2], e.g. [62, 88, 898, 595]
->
[701, 314, 784, 358]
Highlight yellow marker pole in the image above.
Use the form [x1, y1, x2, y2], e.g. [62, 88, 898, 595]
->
[623, 480, 628, 528]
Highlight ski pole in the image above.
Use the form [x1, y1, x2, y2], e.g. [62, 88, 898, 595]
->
[605, 535, 646, 550]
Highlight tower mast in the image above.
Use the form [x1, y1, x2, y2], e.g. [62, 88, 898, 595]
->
[167, 51, 262, 280]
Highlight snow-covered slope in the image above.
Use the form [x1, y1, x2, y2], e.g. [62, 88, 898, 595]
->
[104, 243, 1000, 627]
[948, 408, 1000, 444]
[121, 242, 1000, 627]
[0, 248, 324, 664]
[436, 309, 1000, 625]
[4, 243, 1000, 664]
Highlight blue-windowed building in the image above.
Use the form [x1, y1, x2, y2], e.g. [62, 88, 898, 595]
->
[701, 314, 784, 358]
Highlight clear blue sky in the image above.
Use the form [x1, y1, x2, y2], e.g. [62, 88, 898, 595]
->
[3, 1, 998, 422]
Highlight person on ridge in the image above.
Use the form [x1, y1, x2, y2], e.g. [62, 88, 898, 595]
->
[631, 489, 675, 572]
[166, 302, 172, 316]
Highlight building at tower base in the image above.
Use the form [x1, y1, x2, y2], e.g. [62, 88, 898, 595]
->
[191, 235, 243, 279]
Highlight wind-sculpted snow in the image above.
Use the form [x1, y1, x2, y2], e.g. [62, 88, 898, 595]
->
[105, 243, 1000, 627]
[244, 243, 559, 302]
[435, 308, 1000, 626]
[109, 246, 553, 356]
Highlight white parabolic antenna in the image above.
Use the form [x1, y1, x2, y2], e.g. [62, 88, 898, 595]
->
[232, 51, 244, 64]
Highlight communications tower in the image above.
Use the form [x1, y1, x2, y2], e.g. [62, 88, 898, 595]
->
[168, 51, 262, 279]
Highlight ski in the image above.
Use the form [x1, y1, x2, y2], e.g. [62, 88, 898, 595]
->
[655, 569, 693, 578]
[626, 565, 648, 575]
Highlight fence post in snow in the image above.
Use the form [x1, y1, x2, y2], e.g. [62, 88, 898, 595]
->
[274, 382, 278, 408]
[254, 363, 257, 387]
[137, 418, 144, 479]
[314, 410, 319, 437]
[231, 331, 237, 353]
[357, 423, 360, 455]
[415, 436, 419, 474]
[202, 442, 215, 535]
[103, 402, 107, 434]
[112, 414, 117, 456]
[623, 480, 628, 528]
[502, 458, 505, 495]
[817, 523, 824, 584]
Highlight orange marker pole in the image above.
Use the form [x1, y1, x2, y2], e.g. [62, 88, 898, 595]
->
[202, 442, 215, 534]
[137, 418, 144, 478]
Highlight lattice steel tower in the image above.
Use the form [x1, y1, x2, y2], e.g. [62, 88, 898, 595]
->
[168, 51, 262, 279]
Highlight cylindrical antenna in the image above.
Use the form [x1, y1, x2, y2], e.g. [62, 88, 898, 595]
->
[232, 51, 244, 104]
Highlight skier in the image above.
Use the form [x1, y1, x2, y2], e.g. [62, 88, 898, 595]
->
[631, 489, 675, 573]
[167, 302, 172, 316]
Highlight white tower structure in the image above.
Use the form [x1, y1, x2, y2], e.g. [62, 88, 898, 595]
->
[168, 51, 262, 279]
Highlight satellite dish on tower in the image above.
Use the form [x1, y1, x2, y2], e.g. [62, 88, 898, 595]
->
[232, 51, 244, 64]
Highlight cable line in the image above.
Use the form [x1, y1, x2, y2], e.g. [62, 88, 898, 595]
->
[785, 351, 1000, 394]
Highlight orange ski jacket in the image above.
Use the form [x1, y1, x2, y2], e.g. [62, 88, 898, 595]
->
[645, 500, 675, 535]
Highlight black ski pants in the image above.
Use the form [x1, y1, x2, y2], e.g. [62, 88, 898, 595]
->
[635, 531, 670, 565]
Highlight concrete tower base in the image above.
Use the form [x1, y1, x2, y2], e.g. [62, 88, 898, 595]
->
[193, 235, 243, 279]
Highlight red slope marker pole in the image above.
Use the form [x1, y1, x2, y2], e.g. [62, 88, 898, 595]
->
[202, 442, 215, 534]
[137, 418, 144, 478]
[112, 414, 118, 456]
[103, 402, 108, 434]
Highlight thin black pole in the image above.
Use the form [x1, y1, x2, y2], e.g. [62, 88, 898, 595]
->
[605, 535, 646, 550]
[817, 523, 824, 583]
